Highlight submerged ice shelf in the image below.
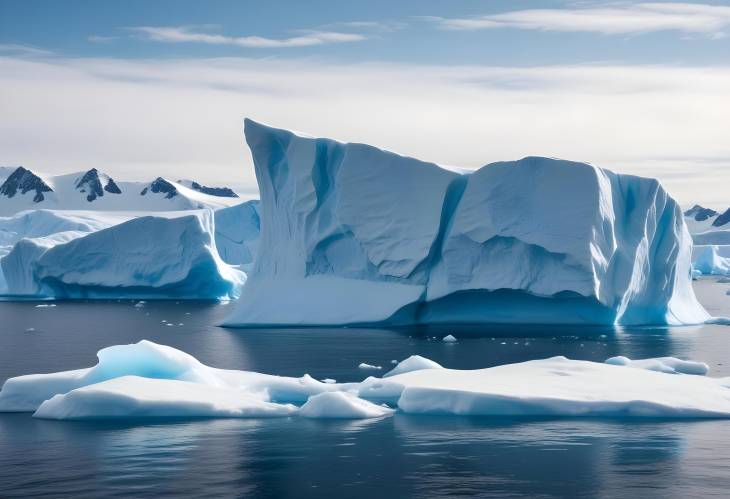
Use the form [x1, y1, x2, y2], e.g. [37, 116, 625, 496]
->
[3, 340, 730, 420]
[225, 120, 707, 327]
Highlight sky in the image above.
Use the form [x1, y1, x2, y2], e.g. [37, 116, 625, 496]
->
[1, 0, 729, 206]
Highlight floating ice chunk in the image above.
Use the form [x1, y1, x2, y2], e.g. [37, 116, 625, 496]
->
[390, 357, 730, 417]
[321, 378, 337, 384]
[605, 356, 709, 375]
[390, 360, 398, 365]
[4, 342, 730, 421]
[34, 376, 297, 420]
[442, 334, 457, 343]
[299, 392, 394, 419]
[384, 355, 443, 378]
[358, 363, 382, 370]
[35, 304, 56, 308]
[134, 301, 146, 308]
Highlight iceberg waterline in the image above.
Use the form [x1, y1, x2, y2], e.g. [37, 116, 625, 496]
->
[3, 340, 730, 420]
[225, 119, 708, 327]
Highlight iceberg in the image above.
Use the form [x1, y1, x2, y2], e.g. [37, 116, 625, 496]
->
[692, 245, 730, 276]
[1, 210, 245, 299]
[224, 119, 707, 327]
[4, 341, 730, 420]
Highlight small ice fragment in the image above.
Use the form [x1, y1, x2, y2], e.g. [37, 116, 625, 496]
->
[35, 304, 56, 308]
[358, 363, 381, 370]
[442, 334, 457, 343]
[25, 327, 35, 333]
[390, 359, 398, 365]
[178, 323, 184, 326]
[166, 323, 174, 327]
[300, 392, 394, 419]
[161, 320, 167, 323]
[322, 378, 337, 384]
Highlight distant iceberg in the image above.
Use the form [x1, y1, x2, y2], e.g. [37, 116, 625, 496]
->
[692, 245, 730, 276]
[4, 341, 730, 420]
[224, 119, 707, 327]
[1, 210, 245, 299]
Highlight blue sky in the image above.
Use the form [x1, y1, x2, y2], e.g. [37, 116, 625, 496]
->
[1, 0, 730, 205]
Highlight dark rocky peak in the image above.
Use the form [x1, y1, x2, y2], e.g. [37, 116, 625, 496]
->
[75, 168, 122, 202]
[684, 204, 718, 222]
[0, 166, 53, 203]
[712, 208, 730, 227]
[188, 181, 238, 198]
[141, 177, 178, 199]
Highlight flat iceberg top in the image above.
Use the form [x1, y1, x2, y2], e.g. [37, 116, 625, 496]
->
[226, 120, 706, 327]
[3, 340, 730, 421]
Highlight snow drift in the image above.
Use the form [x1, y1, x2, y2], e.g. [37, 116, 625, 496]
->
[1, 210, 244, 299]
[225, 119, 707, 327]
[3, 341, 730, 420]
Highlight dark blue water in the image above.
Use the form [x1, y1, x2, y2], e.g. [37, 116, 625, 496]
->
[2, 278, 730, 498]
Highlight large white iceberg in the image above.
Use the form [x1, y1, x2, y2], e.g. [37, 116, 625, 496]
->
[224, 119, 707, 327]
[1, 210, 245, 299]
[3, 341, 730, 420]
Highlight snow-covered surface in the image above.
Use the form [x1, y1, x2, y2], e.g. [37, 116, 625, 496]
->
[605, 356, 709, 375]
[692, 245, 730, 276]
[299, 392, 394, 419]
[226, 119, 707, 327]
[1, 210, 245, 299]
[693, 230, 730, 246]
[4, 341, 730, 420]
[34, 376, 296, 420]
[383, 355, 443, 378]
[0, 167, 242, 216]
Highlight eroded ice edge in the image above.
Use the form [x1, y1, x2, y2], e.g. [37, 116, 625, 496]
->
[2, 340, 730, 421]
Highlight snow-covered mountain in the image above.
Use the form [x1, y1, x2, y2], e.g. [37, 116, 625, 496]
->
[684, 204, 730, 234]
[0, 166, 243, 216]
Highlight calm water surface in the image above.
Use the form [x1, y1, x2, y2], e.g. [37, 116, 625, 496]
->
[1, 278, 730, 498]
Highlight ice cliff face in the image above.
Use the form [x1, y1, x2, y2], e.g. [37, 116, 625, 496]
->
[213, 200, 260, 267]
[224, 119, 707, 327]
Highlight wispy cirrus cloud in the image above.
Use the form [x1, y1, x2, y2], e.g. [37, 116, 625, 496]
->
[128, 25, 366, 48]
[428, 2, 730, 38]
[0, 43, 53, 56]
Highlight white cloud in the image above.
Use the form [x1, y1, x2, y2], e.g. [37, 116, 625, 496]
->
[0, 55, 729, 207]
[128, 26, 366, 48]
[0, 44, 53, 56]
[431, 2, 730, 37]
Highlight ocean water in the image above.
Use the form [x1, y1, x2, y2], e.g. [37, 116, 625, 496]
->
[1, 278, 730, 498]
